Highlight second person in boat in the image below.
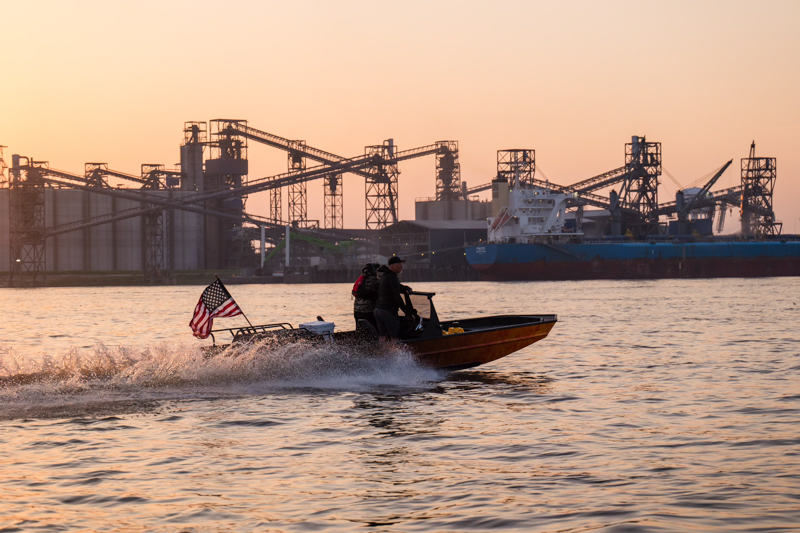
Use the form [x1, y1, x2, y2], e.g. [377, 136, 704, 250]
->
[353, 262, 380, 332]
[374, 256, 415, 340]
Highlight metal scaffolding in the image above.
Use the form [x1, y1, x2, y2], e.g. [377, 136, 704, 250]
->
[0, 146, 7, 187]
[435, 141, 461, 200]
[9, 157, 47, 286]
[741, 141, 780, 236]
[184, 121, 207, 145]
[214, 123, 354, 227]
[140, 164, 161, 190]
[497, 149, 535, 186]
[324, 172, 343, 229]
[287, 141, 308, 225]
[208, 119, 248, 190]
[141, 209, 165, 282]
[622, 136, 661, 235]
[84, 163, 111, 187]
[215, 123, 446, 229]
[365, 139, 399, 230]
[270, 185, 282, 224]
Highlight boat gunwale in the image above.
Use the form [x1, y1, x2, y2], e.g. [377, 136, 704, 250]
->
[401, 314, 557, 345]
[208, 315, 557, 350]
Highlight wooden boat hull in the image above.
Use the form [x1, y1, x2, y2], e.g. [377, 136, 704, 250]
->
[403, 315, 557, 370]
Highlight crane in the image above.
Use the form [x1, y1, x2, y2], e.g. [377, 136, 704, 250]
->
[655, 160, 733, 234]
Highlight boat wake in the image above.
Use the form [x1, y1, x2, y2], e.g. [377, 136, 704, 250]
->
[0, 340, 441, 419]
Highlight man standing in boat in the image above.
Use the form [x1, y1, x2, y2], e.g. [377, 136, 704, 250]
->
[353, 262, 380, 331]
[374, 256, 415, 340]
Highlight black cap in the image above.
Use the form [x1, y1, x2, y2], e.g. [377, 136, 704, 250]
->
[388, 256, 405, 265]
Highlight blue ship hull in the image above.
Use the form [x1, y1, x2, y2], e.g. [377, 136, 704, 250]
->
[465, 240, 800, 280]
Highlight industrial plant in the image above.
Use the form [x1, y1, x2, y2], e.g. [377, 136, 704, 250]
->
[0, 121, 787, 287]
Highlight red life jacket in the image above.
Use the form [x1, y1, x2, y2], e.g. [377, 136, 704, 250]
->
[352, 275, 365, 297]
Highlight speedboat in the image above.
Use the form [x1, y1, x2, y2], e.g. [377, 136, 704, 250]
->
[206, 292, 557, 371]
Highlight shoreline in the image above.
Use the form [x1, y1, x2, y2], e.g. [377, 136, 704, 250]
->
[0, 267, 481, 288]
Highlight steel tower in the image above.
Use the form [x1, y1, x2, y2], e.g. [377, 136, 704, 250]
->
[621, 136, 661, 235]
[287, 141, 308, 226]
[324, 172, 344, 229]
[740, 141, 780, 236]
[497, 149, 535, 187]
[435, 141, 461, 200]
[270, 185, 282, 224]
[8, 156, 47, 286]
[364, 139, 399, 230]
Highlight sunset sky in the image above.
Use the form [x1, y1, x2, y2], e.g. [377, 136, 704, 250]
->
[2, 0, 798, 231]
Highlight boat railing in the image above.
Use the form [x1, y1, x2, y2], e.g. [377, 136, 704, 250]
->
[209, 322, 294, 344]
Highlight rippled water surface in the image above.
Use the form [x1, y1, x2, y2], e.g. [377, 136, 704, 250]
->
[1, 279, 799, 532]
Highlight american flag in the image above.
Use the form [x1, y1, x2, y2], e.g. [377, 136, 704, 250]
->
[190, 279, 243, 339]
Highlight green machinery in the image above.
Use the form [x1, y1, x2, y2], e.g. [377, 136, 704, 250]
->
[263, 229, 358, 265]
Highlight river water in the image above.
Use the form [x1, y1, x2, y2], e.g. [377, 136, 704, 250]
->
[0, 279, 798, 532]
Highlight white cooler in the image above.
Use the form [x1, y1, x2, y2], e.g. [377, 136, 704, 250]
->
[299, 321, 335, 341]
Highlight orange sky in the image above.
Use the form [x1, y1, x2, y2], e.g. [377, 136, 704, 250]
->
[2, 0, 798, 232]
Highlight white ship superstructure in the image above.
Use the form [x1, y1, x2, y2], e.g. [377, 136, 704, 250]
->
[487, 182, 580, 243]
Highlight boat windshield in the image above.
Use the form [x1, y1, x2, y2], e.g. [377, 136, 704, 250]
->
[400, 293, 433, 320]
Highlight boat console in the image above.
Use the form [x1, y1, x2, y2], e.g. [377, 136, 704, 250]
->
[399, 291, 443, 339]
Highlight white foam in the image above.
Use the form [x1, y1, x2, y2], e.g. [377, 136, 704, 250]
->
[0, 340, 442, 413]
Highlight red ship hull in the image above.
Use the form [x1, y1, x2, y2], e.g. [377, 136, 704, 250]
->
[473, 256, 800, 281]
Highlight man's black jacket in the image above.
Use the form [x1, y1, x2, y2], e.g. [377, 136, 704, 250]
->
[375, 267, 413, 315]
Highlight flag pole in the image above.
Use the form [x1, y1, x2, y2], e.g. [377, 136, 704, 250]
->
[215, 274, 254, 327]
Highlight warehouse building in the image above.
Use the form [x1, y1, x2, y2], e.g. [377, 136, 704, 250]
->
[377, 220, 487, 278]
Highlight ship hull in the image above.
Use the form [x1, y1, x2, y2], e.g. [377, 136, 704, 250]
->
[466, 241, 800, 281]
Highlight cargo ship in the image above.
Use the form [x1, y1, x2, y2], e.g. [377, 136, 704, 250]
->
[465, 180, 800, 281]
